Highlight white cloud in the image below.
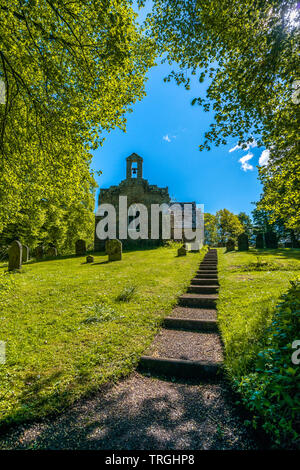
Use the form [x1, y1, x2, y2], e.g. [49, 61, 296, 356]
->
[259, 149, 270, 166]
[229, 139, 257, 153]
[163, 134, 177, 142]
[239, 152, 254, 171]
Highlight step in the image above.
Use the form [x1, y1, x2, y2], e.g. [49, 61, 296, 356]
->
[195, 273, 218, 279]
[171, 307, 217, 321]
[163, 317, 218, 332]
[198, 268, 218, 273]
[139, 356, 222, 380]
[178, 293, 218, 308]
[198, 266, 218, 270]
[191, 278, 219, 285]
[187, 285, 219, 294]
[144, 329, 223, 363]
[139, 329, 223, 379]
[197, 272, 218, 277]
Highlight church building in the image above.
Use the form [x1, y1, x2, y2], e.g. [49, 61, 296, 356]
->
[94, 153, 171, 250]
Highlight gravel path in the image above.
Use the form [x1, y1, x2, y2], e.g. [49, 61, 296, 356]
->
[0, 373, 263, 450]
[146, 330, 223, 362]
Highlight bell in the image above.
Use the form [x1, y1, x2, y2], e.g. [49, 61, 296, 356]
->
[132, 168, 137, 175]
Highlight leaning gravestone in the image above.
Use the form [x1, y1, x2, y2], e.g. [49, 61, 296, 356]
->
[177, 246, 187, 256]
[226, 238, 235, 252]
[238, 233, 249, 251]
[35, 246, 44, 260]
[86, 255, 94, 263]
[105, 239, 122, 261]
[75, 239, 86, 256]
[22, 245, 30, 263]
[8, 240, 22, 271]
[47, 246, 57, 257]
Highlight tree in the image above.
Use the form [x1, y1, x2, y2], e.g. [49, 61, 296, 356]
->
[144, 0, 299, 229]
[204, 212, 218, 246]
[238, 212, 253, 237]
[216, 209, 244, 244]
[0, 1, 155, 247]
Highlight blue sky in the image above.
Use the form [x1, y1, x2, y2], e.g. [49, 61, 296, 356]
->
[91, 4, 267, 217]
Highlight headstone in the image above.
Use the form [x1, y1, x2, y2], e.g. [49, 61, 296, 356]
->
[265, 231, 278, 249]
[255, 233, 264, 249]
[226, 238, 235, 252]
[86, 255, 94, 263]
[8, 240, 22, 271]
[47, 246, 57, 257]
[75, 239, 86, 256]
[177, 246, 187, 256]
[105, 239, 122, 261]
[238, 233, 249, 251]
[35, 246, 44, 260]
[22, 245, 30, 263]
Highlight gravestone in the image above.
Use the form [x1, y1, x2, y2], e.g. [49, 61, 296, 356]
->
[105, 239, 122, 261]
[8, 240, 22, 271]
[255, 233, 264, 249]
[177, 246, 187, 256]
[22, 245, 30, 263]
[226, 238, 235, 252]
[265, 231, 278, 249]
[238, 233, 249, 251]
[47, 246, 57, 257]
[86, 255, 94, 263]
[75, 239, 86, 256]
[35, 245, 44, 260]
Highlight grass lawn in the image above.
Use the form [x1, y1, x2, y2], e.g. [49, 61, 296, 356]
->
[0, 245, 205, 427]
[217, 248, 300, 380]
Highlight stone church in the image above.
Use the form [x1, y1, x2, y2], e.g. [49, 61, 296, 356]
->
[94, 153, 196, 251]
[94, 153, 171, 250]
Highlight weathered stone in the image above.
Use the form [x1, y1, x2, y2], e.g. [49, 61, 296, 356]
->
[237, 233, 249, 251]
[105, 239, 122, 261]
[265, 231, 278, 249]
[255, 233, 264, 249]
[8, 240, 22, 271]
[46, 246, 57, 257]
[22, 245, 30, 263]
[75, 239, 86, 256]
[177, 246, 187, 256]
[86, 255, 94, 263]
[226, 238, 235, 252]
[35, 246, 44, 260]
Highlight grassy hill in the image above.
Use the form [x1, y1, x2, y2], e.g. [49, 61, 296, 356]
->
[0, 245, 204, 427]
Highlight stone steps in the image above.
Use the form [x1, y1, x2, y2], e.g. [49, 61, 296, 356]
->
[187, 285, 219, 294]
[198, 266, 218, 271]
[138, 249, 221, 380]
[191, 277, 219, 285]
[195, 272, 218, 279]
[178, 293, 218, 308]
[139, 356, 222, 380]
[163, 317, 218, 332]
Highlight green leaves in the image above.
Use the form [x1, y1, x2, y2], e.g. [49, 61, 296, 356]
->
[0, 1, 156, 248]
[146, 0, 299, 230]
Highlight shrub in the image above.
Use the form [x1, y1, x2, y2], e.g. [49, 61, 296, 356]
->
[238, 279, 300, 448]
